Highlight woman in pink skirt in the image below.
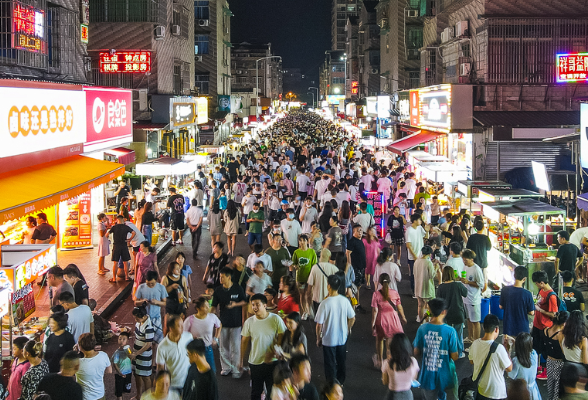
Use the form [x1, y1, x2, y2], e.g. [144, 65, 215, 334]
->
[363, 226, 381, 289]
[371, 273, 406, 369]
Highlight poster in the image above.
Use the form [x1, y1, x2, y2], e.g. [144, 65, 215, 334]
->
[11, 284, 35, 325]
[61, 192, 92, 249]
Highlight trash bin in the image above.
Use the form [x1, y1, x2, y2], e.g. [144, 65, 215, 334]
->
[490, 294, 503, 320]
[480, 298, 491, 322]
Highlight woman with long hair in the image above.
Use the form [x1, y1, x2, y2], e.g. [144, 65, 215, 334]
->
[279, 312, 307, 361]
[134, 198, 146, 231]
[335, 252, 354, 299]
[281, 173, 294, 198]
[131, 306, 154, 398]
[508, 332, 541, 400]
[374, 247, 401, 292]
[363, 226, 381, 289]
[309, 221, 324, 254]
[21, 216, 36, 244]
[338, 200, 352, 246]
[387, 206, 407, 260]
[544, 311, 569, 400]
[319, 203, 334, 234]
[381, 333, 419, 400]
[558, 310, 588, 364]
[436, 266, 468, 357]
[450, 225, 466, 249]
[208, 199, 223, 249]
[132, 241, 158, 299]
[277, 275, 301, 315]
[161, 261, 189, 317]
[183, 296, 221, 372]
[223, 199, 241, 256]
[141, 201, 156, 245]
[96, 213, 111, 275]
[371, 273, 406, 368]
[20, 340, 49, 400]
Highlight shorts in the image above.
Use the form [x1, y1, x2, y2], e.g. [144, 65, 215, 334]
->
[170, 213, 185, 231]
[248, 232, 262, 245]
[112, 246, 131, 262]
[115, 373, 132, 397]
[464, 302, 481, 323]
[132, 245, 140, 253]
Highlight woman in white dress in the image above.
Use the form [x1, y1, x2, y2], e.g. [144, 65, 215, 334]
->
[97, 213, 111, 275]
[21, 217, 37, 244]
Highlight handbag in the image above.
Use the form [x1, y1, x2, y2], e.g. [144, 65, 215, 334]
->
[458, 342, 498, 400]
[385, 232, 392, 244]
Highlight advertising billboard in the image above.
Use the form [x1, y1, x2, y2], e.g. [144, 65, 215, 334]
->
[419, 86, 451, 131]
[410, 90, 419, 126]
[170, 98, 197, 129]
[13, 3, 46, 54]
[99, 51, 151, 73]
[557, 53, 588, 83]
[397, 91, 410, 123]
[581, 103, 588, 169]
[83, 87, 133, 152]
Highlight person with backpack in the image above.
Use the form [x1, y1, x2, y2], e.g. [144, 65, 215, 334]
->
[532, 270, 562, 381]
[468, 315, 512, 400]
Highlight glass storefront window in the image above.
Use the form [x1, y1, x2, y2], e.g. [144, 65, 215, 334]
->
[449, 133, 472, 171]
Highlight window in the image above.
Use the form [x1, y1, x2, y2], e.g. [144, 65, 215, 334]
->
[406, 26, 423, 49]
[347, 5, 356, 12]
[332, 77, 345, 84]
[173, 64, 182, 95]
[90, 0, 161, 23]
[173, 7, 189, 38]
[194, 1, 209, 19]
[195, 74, 209, 94]
[47, 6, 76, 76]
[332, 65, 344, 72]
[461, 43, 470, 58]
[195, 35, 209, 54]
[409, 71, 420, 88]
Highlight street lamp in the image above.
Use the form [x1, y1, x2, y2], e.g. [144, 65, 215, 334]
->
[256, 55, 282, 119]
[340, 53, 347, 99]
[308, 86, 319, 107]
[307, 91, 315, 108]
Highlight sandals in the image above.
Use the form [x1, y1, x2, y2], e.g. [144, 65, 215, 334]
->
[97, 271, 106, 275]
[108, 278, 117, 283]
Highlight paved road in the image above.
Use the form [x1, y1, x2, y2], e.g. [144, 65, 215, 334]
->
[99, 224, 549, 400]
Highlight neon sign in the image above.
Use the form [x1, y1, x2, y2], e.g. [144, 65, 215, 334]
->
[99, 51, 151, 73]
[81, 24, 88, 43]
[13, 4, 46, 54]
[351, 81, 359, 95]
[557, 53, 588, 83]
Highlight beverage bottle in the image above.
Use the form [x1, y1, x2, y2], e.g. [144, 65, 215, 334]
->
[177, 287, 184, 303]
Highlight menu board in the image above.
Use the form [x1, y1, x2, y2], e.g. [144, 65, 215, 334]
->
[11, 284, 35, 325]
[61, 192, 92, 249]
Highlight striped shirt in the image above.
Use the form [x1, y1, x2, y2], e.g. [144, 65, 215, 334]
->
[132, 317, 154, 376]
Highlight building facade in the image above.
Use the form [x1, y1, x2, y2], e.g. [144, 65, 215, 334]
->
[358, 1, 380, 97]
[332, 0, 361, 50]
[231, 42, 282, 100]
[319, 50, 346, 99]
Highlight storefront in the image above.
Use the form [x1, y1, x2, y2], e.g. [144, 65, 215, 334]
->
[456, 180, 512, 212]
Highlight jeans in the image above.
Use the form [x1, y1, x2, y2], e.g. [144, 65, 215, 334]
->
[250, 362, 276, 400]
[219, 327, 241, 374]
[205, 345, 216, 372]
[142, 224, 152, 245]
[323, 344, 347, 384]
[449, 323, 464, 355]
[191, 226, 202, 257]
[248, 233, 262, 246]
[407, 259, 415, 293]
[421, 385, 457, 400]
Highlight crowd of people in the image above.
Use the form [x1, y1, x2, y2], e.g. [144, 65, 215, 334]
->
[11, 110, 588, 400]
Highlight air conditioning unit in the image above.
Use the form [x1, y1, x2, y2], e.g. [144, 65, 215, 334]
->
[133, 89, 148, 111]
[445, 27, 454, 40]
[195, 55, 203, 62]
[456, 20, 469, 37]
[406, 10, 419, 17]
[171, 25, 180, 35]
[198, 19, 209, 27]
[155, 25, 165, 39]
[441, 30, 448, 43]
[370, 68, 379, 74]
[460, 62, 471, 76]
[83, 56, 92, 72]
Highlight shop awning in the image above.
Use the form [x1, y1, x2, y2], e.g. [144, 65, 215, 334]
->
[386, 130, 444, 155]
[473, 111, 580, 128]
[0, 156, 124, 223]
[135, 157, 197, 176]
[105, 147, 136, 165]
[578, 193, 588, 212]
[133, 122, 168, 130]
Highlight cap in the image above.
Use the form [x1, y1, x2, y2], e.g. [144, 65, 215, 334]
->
[281, 200, 289, 205]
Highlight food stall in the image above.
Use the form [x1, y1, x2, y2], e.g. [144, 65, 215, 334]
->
[0, 244, 55, 359]
[456, 180, 512, 212]
[477, 188, 544, 203]
[418, 162, 470, 184]
[480, 199, 566, 294]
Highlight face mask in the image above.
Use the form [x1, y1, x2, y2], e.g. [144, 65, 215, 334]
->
[172, 274, 180, 279]
[289, 214, 295, 219]
[296, 197, 301, 201]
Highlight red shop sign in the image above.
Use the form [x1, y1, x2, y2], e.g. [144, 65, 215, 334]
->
[83, 87, 133, 152]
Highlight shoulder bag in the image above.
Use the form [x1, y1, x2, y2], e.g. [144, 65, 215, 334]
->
[458, 341, 498, 400]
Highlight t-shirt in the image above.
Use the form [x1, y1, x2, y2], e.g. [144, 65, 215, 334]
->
[37, 374, 83, 400]
[76, 351, 111, 400]
[563, 286, 585, 312]
[469, 340, 511, 399]
[557, 243, 582, 272]
[182, 364, 219, 400]
[466, 234, 492, 269]
[500, 285, 535, 337]
[135, 283, 168, 320]
[44, 331, 75, 373]
[112, 348, 133, 375]
[242, 313, 286, 365]
[307, 262, 339, 303]
[298, 383, 319, 400]
[405, 226, 426, 261]
[381, 357, 420, 392]
[533, 288, 558, 329]
[437, 282, 468, 325]
[414, 258, 437, 299]
[67, 304, 93, 343]
[265, 247, 291, 288]
[326, 227, 344, 253]
[445, 256, 465, 276]
[281, 219, 302, 247]
[347, 237, 366, 272]
[141, 390, 180, 400]
[73, 280, 89, 305]
[53, 281, 75, 307]
[463, 263, 484, 305]
[413, 323, 458, 391]
[247, 210, 265, 234]
[167, 194, 185, 215]
[315, 295, 355, 347]
[183, 313, 221, 347]
[31, 223, 57, 241]
[292, 248, 318, 283]
[109, 223, 134, 247]
[247, 273, 273, 294]
[569, 227, 588, 249]
[156, 332, 193, 388]
[211, 283, 246, 328]
[116, 186, 130, 202]
[232, 267, 253, 293]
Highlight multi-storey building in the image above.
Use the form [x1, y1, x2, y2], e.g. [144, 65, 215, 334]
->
[358, 1, 380, 97]
[345, 16, 360, 101]
[332, 0, 361, 50]
[319, 50, 346, 99]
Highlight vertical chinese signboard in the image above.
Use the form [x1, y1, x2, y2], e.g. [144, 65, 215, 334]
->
[60, 192, 92, 249]
[13, 3, 47, 54]
[410, 90, 419, 127]
[557, 53, 588, 83]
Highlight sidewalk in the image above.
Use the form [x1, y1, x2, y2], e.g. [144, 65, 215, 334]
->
[31, 236, 174, 319]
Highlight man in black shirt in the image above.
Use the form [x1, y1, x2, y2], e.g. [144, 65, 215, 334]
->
[109, 215, 135, 282]
[211, 268, 247, 377]
[466, 219, 492, 281]
[32, 212, 57, 244]
[227, 157, 240, 183]
[562, 271, 585, 312]
[346, 224, 367, 286]
[63, 265, 89, 306]
[37, 350, 83, 400]
[290, 354, 319, 400]
[167, 187, 185, 246]
[556, 230, 583, 276]
[114, 181, 130, 211]
[183, 338, 219, 400]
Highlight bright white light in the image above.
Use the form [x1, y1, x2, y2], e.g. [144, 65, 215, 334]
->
[528, 223, 540, 236]
[147, 148, 152, 154]
[367, 117, 372, 122]
[334, 88, 340, 94]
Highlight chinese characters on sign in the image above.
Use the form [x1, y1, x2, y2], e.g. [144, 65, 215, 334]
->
[351, 81, 359, 95]
[61, 192, 92, 249]
[81, 24, 88, 43]
[557, 53, 588, 83]
[8, 104, 74, 138]
[99, 51, 151, 73]
[13, 4, 46, 54]
[170, 102, 196, 129]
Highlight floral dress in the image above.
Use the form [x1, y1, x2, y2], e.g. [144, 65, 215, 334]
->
[20, 359, 49, 400]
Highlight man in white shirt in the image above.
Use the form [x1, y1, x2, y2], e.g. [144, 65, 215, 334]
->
[461, 249, 485, 344]
[185, 198, 204, 259]
[314, 175, 331, 205]
[569, 226, 588, 250]
[469, 314, 512, 399]
[359, 168, 374, 191]
[281, 209, 302, 253]
[445, 242, 466, 276]
[353, 202, 375, 232]
[156, 314, 193, 390]
[296, 170, 311, 200]
[405, 214, 429, 295]
[335, 183, 351, 208]
[405, 173, 417, 206]
[315, 274, 355, 385]
[59, 291, 93, 342]
[307, 249, 339, 313]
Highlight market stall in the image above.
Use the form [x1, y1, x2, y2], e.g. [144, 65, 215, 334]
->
[456, 180, 512, 212]
[477, 188, 543, 203]
[418, 162, 470, 183]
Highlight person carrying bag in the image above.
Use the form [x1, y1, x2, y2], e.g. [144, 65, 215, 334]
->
[458, 342, 498, 400]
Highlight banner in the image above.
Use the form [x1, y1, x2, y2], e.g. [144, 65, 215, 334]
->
[12, 283, 35, 325]
[218, 95, 230, 112]
[60, 192, 92, 249]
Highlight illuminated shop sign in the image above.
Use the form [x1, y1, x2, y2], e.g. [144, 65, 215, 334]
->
[99, 51, 151, 73]
[557, 53, 588, 83]
[410, 90, 419, 126]
[13, 3, 46, 54]
[170, 98, 197, 129]
[81, 24, 88, 43]
[351, 81, 359, 95]
[419, 85, 451, 132]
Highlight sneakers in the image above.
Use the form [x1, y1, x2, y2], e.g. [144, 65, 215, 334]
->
[372, 354, 381, 369]
[537, 367, 548, 380]
[577, 279, 585, 284]
[177, 239, 183, 245]
[220, 370, 231, 376]
[459, 352, 466, 358]
[416, 315, 422, 323]
[232, 371, 242, 379]
[463, 337, 473, 344]
[171, 241, 176, 246]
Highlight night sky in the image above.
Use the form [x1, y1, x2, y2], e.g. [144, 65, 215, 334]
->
[230, 0, 331, 85]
